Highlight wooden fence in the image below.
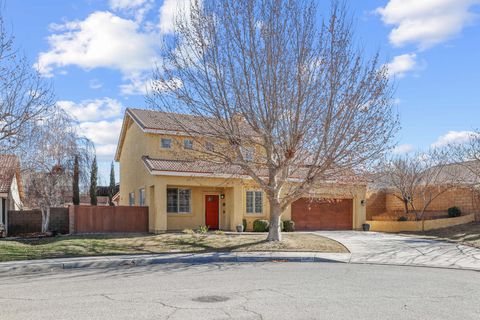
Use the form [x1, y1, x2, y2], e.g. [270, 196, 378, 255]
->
[7, 208, 69, 236]
[70, 205, 149, 233]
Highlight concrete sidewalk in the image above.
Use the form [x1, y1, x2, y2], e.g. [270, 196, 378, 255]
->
[317, 231, 480, 271]
[0, 251, 350, 275]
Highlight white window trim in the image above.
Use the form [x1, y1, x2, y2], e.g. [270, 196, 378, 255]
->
[167, 188, 192, 214]
[246, 190, 263, 214]
[161, 138, 172, 149]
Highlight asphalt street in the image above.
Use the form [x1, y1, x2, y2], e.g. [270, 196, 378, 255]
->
[0, 262, 479, 320]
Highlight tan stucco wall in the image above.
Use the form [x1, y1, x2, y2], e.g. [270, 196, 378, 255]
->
[366, 213, 475, 232]
[118, 118, 368, 232]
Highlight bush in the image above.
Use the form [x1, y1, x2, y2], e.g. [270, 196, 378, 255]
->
[182, 228, 195, 234]
[253, 219, 269, 232]
[196, 225, 209, 234]
[283, 220, 295, 232]
[242, 218, 247, 232]
[448, 207, 461, 218]
[397, 216, 408, 221]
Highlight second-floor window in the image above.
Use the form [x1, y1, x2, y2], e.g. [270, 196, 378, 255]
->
[139, 188, 145, 206]
[243, 147, 254, 161]
[184, 139, 193, 150]
[205, 141, 214, 152]
[161, 138, 172, 149]
[129, 192, 135, 206]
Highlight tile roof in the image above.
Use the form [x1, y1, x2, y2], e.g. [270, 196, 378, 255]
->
[0, 154, 20, 193]
[142, 156, 366, 184]
[127, 108, 254, 135]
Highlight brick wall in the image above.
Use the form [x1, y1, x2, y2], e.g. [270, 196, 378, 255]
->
[367, 187, 480, 221]
[366, 190, 387, 220]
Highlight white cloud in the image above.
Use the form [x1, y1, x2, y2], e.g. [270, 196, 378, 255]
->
[95, 144, 118, 161]
[159, 0, 193, 34]
[386, 53, 417, 78]
[109, 0, 151, 10]
[393, 144, 413, 154]
[36, 11, 160, 78]
[57, 98, 123, 122]
[78, 119, 123, 146]
[109, 0, 154, 22]
[377, 0, 480, 49]
[89, 79, 103, 89]
[431, 130, 478, 147]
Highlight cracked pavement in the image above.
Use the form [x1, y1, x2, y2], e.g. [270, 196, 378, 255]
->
[316, 231, 480, 270]
[0, 262, 478, 319]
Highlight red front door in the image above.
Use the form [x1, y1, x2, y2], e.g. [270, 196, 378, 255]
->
[205, 195, 219, 230]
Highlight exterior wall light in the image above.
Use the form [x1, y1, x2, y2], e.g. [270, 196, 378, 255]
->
[220, 194, 225, 199]
[360, 200, 365, 206]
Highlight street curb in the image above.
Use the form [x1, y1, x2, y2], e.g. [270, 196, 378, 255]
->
[0, 252, 350, 275]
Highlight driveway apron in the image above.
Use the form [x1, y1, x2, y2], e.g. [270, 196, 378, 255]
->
[316, 231, 480, 270]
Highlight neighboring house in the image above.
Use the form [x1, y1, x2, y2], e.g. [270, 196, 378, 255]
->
[0, 155, 24, 229]
[115, 108, 367, 232]
[63, 194, 110, 206]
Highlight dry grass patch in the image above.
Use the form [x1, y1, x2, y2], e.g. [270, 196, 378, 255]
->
[401, 222, 480, 248]
[0, 232, 347, 262]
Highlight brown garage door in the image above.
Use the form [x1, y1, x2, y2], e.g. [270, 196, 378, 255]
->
[291, 198, 353, 230]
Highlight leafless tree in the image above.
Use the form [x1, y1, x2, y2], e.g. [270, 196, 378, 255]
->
[0, 8, 55, 152]
[378, 148, 463, 220]
[150, 0, 398, 240]
[21, 110, 94, 232]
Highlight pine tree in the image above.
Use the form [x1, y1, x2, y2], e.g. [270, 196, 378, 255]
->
[109, 162, 115, 206]
[90, 156, 98, 205]
[72, 155, 80, 205]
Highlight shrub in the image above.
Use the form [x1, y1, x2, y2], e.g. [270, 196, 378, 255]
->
[242, 218, 247, 232]
[448, 207, 461, 218]
[253, 219, 269, 232]
[196, 225, 209, 234]
[214, 230, 224, 235]
[182, 228, 195, 234]
[397, 216, 408, 221]
[283, 220, 295, 232]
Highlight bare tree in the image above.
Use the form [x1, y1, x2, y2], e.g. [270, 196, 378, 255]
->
[0, 8, 54, 152]
[21, 110, 94, 231]
[379, 148, 462, 220]
[150, 0, 398, 240]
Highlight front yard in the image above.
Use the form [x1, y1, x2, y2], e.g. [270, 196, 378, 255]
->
[402, 222, 480, 248]
[0, 232, 347, 262]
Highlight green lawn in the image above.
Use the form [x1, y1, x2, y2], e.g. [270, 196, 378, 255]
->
[402, 222, 480, 248]
[0, 232, 348, 262]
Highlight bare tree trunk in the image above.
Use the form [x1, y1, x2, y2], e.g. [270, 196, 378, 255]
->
[403, 199, 409, 214]
[267, 199, 282, 242]
[41, 207, 50, 232]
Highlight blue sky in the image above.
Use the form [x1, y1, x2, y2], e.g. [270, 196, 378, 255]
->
[5, 0, 480, 181]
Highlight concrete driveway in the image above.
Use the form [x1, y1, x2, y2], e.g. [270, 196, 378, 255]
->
[316, 231, 480, 270]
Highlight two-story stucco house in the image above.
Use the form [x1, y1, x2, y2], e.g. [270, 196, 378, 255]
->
[115, 108, 367, 232]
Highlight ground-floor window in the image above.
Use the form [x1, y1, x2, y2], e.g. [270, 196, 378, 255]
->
[246, 190, 263, 214]
[139, 188, 145, 206]
[167, 188, 191, 213]
[129, 192, 135, 206]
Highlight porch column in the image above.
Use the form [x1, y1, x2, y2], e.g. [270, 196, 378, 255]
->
[152, 179, 168, 233]
[230, 183, 244, 231]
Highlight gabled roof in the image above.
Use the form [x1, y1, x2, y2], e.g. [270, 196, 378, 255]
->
[115, 108, 255, 161]
[0, 154, 23, 197]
